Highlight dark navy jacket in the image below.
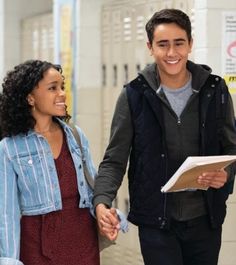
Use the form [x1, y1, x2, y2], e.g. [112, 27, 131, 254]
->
[94, 61, 236, 229]
[126, 73, 234, 228]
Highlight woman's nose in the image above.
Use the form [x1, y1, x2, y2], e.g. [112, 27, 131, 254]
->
[59, 89, 66, 96]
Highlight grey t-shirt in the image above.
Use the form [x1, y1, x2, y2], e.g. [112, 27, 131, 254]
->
[161, 75, 207, 221]
[161, 75, 193, 118]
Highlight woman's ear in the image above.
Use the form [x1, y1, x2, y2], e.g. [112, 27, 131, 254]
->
[27, 94, 35, 106]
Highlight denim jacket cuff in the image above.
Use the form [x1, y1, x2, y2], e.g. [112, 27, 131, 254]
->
[116, 208, 129, 233]
[0, 257, 24, 265]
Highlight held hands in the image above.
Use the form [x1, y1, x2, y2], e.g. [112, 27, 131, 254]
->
[96, 204, 120, 241]
[197, 169, 228, 189]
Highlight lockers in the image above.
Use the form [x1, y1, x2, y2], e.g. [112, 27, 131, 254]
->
[21, 13, 54, 62]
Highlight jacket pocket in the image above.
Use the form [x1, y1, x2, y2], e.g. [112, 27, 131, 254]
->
[13, 153, 49, 208]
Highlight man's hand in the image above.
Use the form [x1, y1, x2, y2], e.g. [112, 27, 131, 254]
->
[197, 169, 228, 189]
[95, 203, 120, 241]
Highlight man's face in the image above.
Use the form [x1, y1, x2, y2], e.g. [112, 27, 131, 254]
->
[147, 22, 193, 80]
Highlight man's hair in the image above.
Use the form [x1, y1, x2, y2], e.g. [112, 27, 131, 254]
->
[145, 8, 192, 45]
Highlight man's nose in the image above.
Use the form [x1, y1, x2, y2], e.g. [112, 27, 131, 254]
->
[167, 45, 177, 56]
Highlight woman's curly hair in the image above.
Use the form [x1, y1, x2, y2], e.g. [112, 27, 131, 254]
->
[0, 59, 71, 138]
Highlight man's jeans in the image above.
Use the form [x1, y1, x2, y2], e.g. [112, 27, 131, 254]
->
[138, 215, 221, 265]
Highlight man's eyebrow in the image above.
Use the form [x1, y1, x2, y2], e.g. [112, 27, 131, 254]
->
[156, 38, 187, 44]
[156, 40, 169, 44]
[174, 38, 186, 42]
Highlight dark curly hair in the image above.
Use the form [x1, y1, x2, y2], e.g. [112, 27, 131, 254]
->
[145, 9, 192, 45]
[0, 59, 71, 138]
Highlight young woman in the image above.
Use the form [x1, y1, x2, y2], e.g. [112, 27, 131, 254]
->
[0, 60, 118, 265]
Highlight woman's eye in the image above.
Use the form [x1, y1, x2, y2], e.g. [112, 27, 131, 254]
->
[49, 86, 56, 90]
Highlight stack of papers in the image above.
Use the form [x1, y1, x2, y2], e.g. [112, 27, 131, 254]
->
[161, 155, 236, 193]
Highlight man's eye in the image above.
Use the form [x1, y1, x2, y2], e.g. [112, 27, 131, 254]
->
[176, 42, 184, 46]
[158, 43, 168, 47]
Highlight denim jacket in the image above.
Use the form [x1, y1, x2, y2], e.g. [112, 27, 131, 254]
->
[0, 120, 97, 265]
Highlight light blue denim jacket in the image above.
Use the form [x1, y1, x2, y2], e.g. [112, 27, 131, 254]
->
[0, 120, 128, 265]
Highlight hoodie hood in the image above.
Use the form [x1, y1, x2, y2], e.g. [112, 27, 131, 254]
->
[139, 60, 212, 92]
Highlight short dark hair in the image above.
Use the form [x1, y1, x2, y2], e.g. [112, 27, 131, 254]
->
[0, 59, 70, 137]
[145, 8, 192, 45]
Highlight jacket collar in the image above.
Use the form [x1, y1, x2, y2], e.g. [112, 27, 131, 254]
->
[139, 60, 212, 93]
[26, 118, 71, 137]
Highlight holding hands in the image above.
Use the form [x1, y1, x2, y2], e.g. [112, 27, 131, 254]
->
[95, 204, 120, 241]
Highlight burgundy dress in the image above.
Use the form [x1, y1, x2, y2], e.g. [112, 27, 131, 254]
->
[20, 134, 100, 265]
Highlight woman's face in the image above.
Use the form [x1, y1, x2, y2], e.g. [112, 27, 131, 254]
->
[27, 67, 66, 120]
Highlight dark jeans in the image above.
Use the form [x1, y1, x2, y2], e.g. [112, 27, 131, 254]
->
[138, 215, 222, 265]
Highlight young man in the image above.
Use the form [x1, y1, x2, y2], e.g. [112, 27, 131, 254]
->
[93, 9, 236, 265]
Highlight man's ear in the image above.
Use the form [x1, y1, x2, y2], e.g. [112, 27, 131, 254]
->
[189, 38, 193, 53]
[147, 41, 153, 56]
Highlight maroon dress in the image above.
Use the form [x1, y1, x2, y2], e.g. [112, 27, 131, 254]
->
[20, 134, 100, 265]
